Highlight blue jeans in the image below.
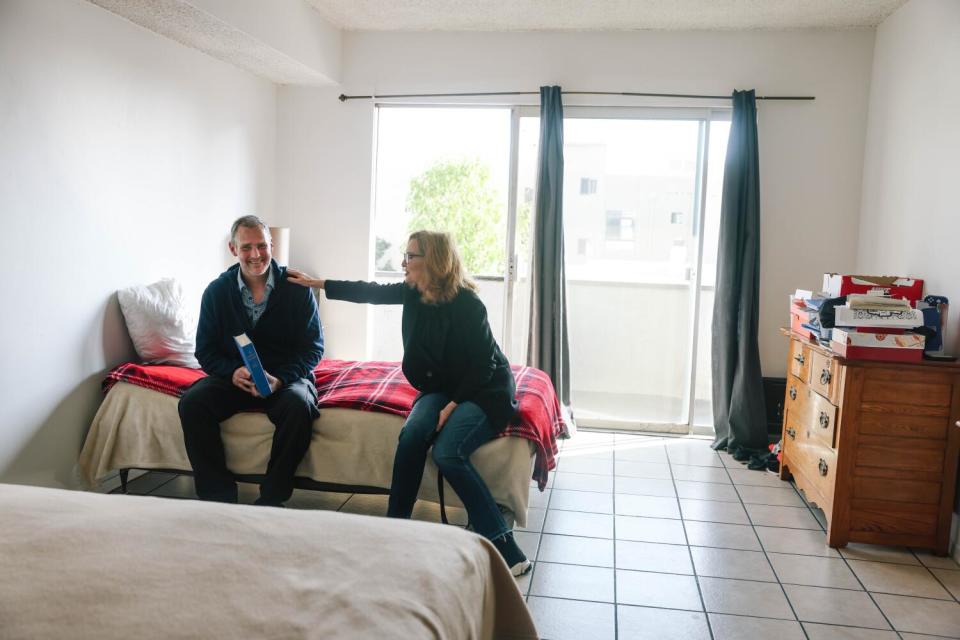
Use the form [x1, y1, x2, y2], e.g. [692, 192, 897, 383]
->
[387, 392, 510, 541]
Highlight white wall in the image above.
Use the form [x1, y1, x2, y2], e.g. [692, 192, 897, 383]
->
[0, 0, 276, 487]
[857, 0, 960, 549]
[858, 0, 960, 352]
[278, 29, 876, 371]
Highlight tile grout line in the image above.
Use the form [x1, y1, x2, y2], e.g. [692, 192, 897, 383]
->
[665, 444, 715, 640]
[524, 444, 562, 607]
[833, 550, 902, 637]
[525, 558, 960, 603]
[611, 440, 619, 640]
[723, 451, 814, 639]
[548, 503, 829, 532]
[144, 472, 181, 496]
[779, 459, 902, 635]
[522, 594, 920, 635]
[909, 548, 960, 607]
[548, 481, 812, 506]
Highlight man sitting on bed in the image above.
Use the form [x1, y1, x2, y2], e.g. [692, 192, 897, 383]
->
[178, 215, 324, 506]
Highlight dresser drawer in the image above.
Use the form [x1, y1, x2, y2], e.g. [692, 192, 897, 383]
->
[789, 340, 810, 382]
[809, 349, 839, 402]
[800, 439, 838, 510]
[785, 376, 810, 425]
[806, 391, 838, 449]
[787, 430, 837, 513]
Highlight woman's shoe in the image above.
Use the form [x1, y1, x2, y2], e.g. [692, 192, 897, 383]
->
[492, 532, 532, 577]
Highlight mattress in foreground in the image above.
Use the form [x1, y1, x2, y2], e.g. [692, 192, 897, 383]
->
[0, 483, 537, 640]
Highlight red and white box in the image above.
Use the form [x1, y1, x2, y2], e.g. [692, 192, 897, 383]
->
[789, 299, 816, 340]
[830, 328, 924, 362]
[823, 274, 924, 304]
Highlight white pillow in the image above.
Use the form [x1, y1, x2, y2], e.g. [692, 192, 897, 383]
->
[117, 278, 200, 368]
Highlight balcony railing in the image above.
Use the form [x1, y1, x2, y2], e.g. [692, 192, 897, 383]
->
[371, 271, 714, 431]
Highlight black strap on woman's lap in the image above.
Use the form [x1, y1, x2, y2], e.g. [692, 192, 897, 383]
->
[437, 471, 449, 525]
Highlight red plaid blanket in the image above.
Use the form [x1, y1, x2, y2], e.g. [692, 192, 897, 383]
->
[104, 360, 561, 489]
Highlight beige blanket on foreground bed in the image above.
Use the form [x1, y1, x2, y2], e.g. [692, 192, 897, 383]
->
[79, 382, 534, 527]
[0, 484, 537, 640]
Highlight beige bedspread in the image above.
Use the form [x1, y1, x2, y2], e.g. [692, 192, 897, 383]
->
[78, 382, 534, 527]
[0, 483, 537, 639]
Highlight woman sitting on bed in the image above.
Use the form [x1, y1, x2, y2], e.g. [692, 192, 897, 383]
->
[287, 230, 531, 577]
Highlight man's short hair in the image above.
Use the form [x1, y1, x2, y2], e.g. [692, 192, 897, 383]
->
[230, 215, 271, 245]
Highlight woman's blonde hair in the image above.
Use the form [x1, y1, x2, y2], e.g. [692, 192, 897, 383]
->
[408, 230, 478, 304]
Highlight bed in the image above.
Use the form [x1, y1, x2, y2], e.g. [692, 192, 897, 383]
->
[0, 482, 538, 639]
[79, 359, 562, 528]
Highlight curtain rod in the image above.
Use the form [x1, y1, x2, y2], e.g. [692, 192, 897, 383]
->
[338, 90, 815, 102]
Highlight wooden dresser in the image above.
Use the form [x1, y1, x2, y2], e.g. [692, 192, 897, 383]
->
[780, 330, 960, 554]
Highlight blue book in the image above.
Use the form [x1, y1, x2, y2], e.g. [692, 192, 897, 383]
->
[234, 333, 272, 397]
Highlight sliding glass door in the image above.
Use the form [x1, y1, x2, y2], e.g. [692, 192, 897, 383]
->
[370, 104, 728, 434]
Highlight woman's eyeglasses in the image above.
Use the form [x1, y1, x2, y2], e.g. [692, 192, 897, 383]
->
[403, 252, 424, 261]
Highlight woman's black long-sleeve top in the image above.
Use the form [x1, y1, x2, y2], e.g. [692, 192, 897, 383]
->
[324, 280, 518, 432]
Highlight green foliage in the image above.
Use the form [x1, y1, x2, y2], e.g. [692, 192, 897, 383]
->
[406, 159, 505, 275]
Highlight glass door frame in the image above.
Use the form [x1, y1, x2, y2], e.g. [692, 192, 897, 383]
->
[502, 105, 732, 436]
[369, 102, 730, 436]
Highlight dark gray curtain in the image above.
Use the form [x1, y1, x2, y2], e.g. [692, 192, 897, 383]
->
[711, 89, 767, 453]
[528, 86, 572, 412]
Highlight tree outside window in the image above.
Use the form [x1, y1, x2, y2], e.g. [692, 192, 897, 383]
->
[380, 158, 531, 277]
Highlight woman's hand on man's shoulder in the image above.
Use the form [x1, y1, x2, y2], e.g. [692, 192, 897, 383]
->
[287, 268, 324, 289]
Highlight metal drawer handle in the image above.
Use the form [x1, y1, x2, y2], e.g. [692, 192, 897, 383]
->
[820, 369, 832, 385]
[818, 458, 829, 476]
[819, 411, 830, 429]
[787, 427, 796, 440]
[794, 354, 805, 365]
[789, 386, 797, 401]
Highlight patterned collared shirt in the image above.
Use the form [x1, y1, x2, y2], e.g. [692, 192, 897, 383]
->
[237, 268, 275, 327]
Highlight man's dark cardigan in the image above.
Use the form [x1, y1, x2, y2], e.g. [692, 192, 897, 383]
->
[195, 260, 324, 384]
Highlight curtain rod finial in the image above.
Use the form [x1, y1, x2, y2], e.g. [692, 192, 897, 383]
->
[338, 93, 347, 102]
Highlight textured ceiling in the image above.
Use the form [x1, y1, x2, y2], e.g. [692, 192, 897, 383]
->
[306, 0, 907, 31]
[89, 0, 332, 84]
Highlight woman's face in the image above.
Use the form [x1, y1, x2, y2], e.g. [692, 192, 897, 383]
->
[402, 239, 427, 291]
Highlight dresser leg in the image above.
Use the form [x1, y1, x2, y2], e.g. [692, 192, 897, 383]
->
[826, 522, 848, 549]
[779, 463, 793, 482]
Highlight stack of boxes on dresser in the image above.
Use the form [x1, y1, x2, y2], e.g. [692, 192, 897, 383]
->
[779, 272, 960, 555]
[790, 274, 926, 363]
[824, 273, 925, 362]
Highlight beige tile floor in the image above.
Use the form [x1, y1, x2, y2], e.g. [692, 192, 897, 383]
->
[117, 430, 960, 639]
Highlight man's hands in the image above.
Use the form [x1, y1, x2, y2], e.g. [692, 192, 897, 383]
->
[232, 366, 281, 397]
[436, 401, 458, 433]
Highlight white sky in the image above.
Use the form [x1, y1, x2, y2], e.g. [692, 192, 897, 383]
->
[373, 106, 729, 278]
[374, 107, 511, 248]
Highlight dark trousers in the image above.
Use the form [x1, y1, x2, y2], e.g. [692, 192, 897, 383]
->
[387, 392, 510, 541]
[178, 376, 319, 504]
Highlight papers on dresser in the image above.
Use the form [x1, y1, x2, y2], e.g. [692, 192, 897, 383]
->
[846, 294, 912, 311]
[833, 305, 924, 328]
